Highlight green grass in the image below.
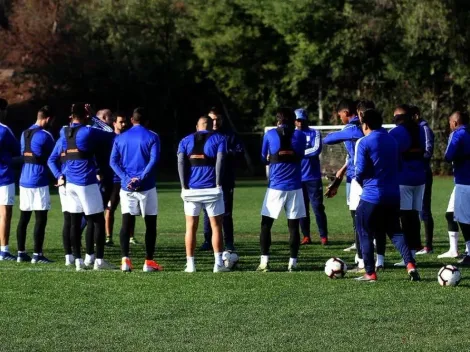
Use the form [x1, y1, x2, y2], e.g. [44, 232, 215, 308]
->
[1, 178, 466, 351]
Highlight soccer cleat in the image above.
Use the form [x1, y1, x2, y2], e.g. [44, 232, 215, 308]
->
[93, 260, 116, 271]
[406, 263, 420, 281]
[213, 264, 231, 273]
[184, 264, 196, 273]
[121, 257, 133, 272]
[320, 237, 328, 246]
[437, 250, 459, 259]
[129, 237, 140, 245]
[416, 247, 433, 255]
[343, 243, 356, 252]
[84, 254, 95, 268]
[0, 251, 16, 261]
[17, 252, 32, 263]
[457, 255, 470, 265]
[75, 259, 86, 271]
[349, 267, 366, 274]
[31, 255, 53, 264]
[355, 273, 377, 282]
[301, 237, 312, 245]
[105, 237, 114, 247]
[65, 255, 75, 266]
[394, 260, 406, 267]
[256, 263, 270, 272]
[143, 260, 163, 272]
[199, 241, 212, 251]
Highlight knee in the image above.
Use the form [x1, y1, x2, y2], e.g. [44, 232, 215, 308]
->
[445, 212, 455, 223]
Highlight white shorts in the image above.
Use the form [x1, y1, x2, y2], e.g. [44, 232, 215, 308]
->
[454, 184, 470, 224]
[349, 179, 363, 211]
[120, 188, 158, 217]
[183, 188, 224, 217]
[399, 184, 425, 211]
[66, 183, 104, 215]
[0, 183, 15, 206]
[261, 188, 306, 220]
[346, 182, 351, 205]
[447, 188, 455, 213]
[19, 186, 50, 211]
[58, 186, 68, 212]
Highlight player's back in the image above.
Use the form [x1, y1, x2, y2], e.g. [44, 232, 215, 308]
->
[300, 127, 322, 182]
[263, 127, 305, 191]
[445, 125, 470, 185]
[0, 123, 20, 185]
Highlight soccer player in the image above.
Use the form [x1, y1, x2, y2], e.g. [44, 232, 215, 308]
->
[201, 107, 243, 251]
[354, 109, 420, 281]
[178, 116, 229, 273]
[258, 108, 306, 272]
[110, 107, 162, 272]
[90, 107, 113, 132]
[388, 105, 426, 266]
[438, 189, 461, 258]
[16, 106, 55, 263]
[105, 112, 136, 246]
[293, 108, 328, 245]
[0, 99, 21, 261]
[96, 109, 113, 127]
[59, 103, 114, 271]
[443, 111, 470, 265]
[410, 106, 435, 255]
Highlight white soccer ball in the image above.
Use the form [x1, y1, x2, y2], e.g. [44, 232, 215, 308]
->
[325, 257, 347, 279]
[222, 251, 239, 269]
[438, 265, 461, 287]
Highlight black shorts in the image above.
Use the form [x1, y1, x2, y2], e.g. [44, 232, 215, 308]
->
[107, 183, 121, 211]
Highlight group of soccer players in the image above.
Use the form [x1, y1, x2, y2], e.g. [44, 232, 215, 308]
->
[0, 97, 469, 279]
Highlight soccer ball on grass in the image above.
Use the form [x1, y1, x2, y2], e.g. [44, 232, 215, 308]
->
[222, 251, 239, 269]
[325, 257, 347, 279]
[437, 265, 461, 287]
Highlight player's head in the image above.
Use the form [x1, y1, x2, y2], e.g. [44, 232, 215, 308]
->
[449, 111, 469, 131]
[0, 98, 8, 122]
[208, 107, 223, 131]
[409, 105, 421, 122]
[276, 107, 295, 127]
[361, 109, 383, 135]
[356, 100, 375, 122]
[37, 105, 54, 128]
[131, 107, 148, 126]
[393, 104, 412, 125]
[100, 109, 113, 126]
[196, 116, 213, 131]
[294, 108, 308, 129]
[337, 99, 356, 124]
[71, 103, 87, 122]
[113, 112, 127, 133]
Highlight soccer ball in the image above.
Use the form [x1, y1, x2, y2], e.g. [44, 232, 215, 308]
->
[324, 257, 347, 279]
[222, 251, 239, 269]
[438, 265, 461, 287]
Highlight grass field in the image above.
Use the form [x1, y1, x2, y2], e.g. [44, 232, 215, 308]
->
[1, 177, 467, 351]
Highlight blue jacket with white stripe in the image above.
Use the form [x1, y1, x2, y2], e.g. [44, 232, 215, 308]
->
[0, 123, 20, 186]
[298, 127, 322, 182]
[445, 125, 470, 186]
[419, 119, 434, 170]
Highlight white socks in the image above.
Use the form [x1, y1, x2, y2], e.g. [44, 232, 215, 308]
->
[288, 258, 297, 267]
[186, 256, 195, 268]
[449, 231, 459, 252]
[376, 254, 384, 267]
[85, 253, 95, 263]
[95, 258, 103, 266]
[260, 255, 269, 265]
[357, 258, 364, 269]
[466, 241, 470, 256]
[214, 252, 223, 266]
[1, 245, 9, 252]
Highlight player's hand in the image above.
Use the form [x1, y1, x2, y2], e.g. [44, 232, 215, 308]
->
[56, 176, 65, 187]
[335, 170, 344, 179]
[127, 177, 140, 191]
[324, 177, 342, 198]
[96, 174, 102, 182]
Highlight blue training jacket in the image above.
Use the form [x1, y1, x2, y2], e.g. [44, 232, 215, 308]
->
[178, 130, 227, 189]
[110, 125, 160, 192]
[445, 125, 470, 186]
[420, 119, 434, 170]
[355, 128, 400, 205]
[323, 116, 363, 182]
[217, 128, 243, 188]
[299, 127, 322, 182]
[0, 123, 20, 186]
[388, 124, 426, 186]
[262, 126, 306, 191]
[20, 124, 55, 188]
[59, 123, 114, 186]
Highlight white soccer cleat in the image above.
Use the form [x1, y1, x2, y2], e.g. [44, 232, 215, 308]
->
[184, 265, 196, 273]
[121, 257, 132, 272]
[142, 260, 163, 272]
[75, 258, 86, 272]
[343, 243, 356, 252]
[93, 260, 116, 271]
[65, 254, 75, 266]
[213, 264, 231, 273]
[84, 254, 95, 268]
[394, 260, 406, 267]
[437, 250, 459, 259]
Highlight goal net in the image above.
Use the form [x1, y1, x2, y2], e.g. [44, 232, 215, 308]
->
[264, 124, 395, 178]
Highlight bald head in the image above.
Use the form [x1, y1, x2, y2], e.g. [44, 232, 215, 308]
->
[97, 109, 113, 126]
[196, 116, 213, 131]
[449, 111, 470, 132]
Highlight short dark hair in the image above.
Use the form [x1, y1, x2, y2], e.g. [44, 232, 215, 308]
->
[113, 111, 127, 123]
[276, 107, 295, 124]
[0, 98, 7, 110]
[362, 109, 383, 130]
[357, 100, 375, 114]
[337, 99, 356, 115]
[209, 106, 220, 115]
[132, 107, 146, 123]
[452, 111, 470, 125]
[38, 105, 54, 119]
[394, 104, 412, 124]
[71, 103, 87, 119]
[409, 105, 421, 118]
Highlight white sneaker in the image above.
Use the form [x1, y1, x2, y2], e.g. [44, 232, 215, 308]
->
[84, 254, 95, 268]
[394, 260, 406, 267]
[437, 250, 459, 259]
[416, 248, 433, 255]
[121, 257, 132, 272]
[93, 260, 116, 271]
[65, 254, 75, 266]
[213, 264, 230, 273]
[184, 265, 196, 273]
[288, 264, 298, 272]
[343, 243, 356, 252]
[75, 258, 86, 272]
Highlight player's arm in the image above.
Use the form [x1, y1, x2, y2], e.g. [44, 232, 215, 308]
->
[261, 134, 269, 165]
[444, 132, 459, 162]
[215, 136, 227, 187]
[47, 137, 63, 179]
[423, 125, 434, 160]
[110, 138, 130, 184]
[354, 139, 367, 187]
[323, 127, 362, 145]
[138, 136, 159, 182]
[305, 130, 322, 158]
[177, 139, 188, 189]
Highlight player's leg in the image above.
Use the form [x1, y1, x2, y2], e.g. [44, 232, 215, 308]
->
[141, 189, 162, 272]
[454, 185, 470, 265]
[31, 210, 50, 263]
[310, 179, 328, 244]
[259, 216, 274, 271]
[66, 183, 85, 270]
[0, 183, 15, 260]
[222, 187, 235, 251]
[343, 182, 356, 251]
[299, 182, 312, 245]
[439, 188, 459, 258]
[200, 208, 212, 251]
[417, 171, 434, 254]
[63, 211, 74, 266]
[184, 200, 201, 272]
[84, 216, 95, 266]
[16, 210, 32, 261]
[105, 183, 120, 246]
[285, 189, 306, 271]
[396, 185, 417, 266]
[206, 193, 228, 273]
[355, 200, 377, 281]
[119, 189, 137, 271]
